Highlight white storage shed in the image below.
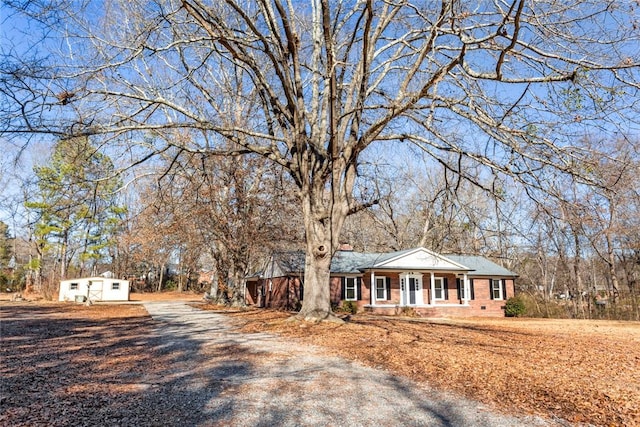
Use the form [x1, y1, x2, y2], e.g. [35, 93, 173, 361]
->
[59, 277, 130, 302]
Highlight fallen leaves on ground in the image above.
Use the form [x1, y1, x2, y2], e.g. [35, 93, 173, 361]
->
[0, 302, 182, 426]
[2, 297, 638, 427]
[217, 307, 640, 427]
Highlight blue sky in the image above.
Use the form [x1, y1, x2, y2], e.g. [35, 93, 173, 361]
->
[1, 1, 638, 241]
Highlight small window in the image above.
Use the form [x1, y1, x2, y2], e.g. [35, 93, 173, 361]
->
[375, 277, 387, 300]
[112, 282, 120, 290]
[70, 283, 78, 290]
[491, 279, 503, 300]
[434, 277, 445, 300]
[345, 277, 358, 301]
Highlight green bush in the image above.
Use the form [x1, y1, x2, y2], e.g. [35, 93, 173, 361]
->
[505, 296, 526, 317]
[165, 280, 177, 291]
[340, 300, 358, 314]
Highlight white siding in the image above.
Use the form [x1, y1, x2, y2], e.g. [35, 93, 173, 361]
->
[59, 277, 130, 302]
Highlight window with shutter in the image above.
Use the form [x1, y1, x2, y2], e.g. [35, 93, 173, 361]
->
[344, 277, 358, 301]
[434, 277, 445, 300]
[456, 278, 462, 299]
[375, 276, 387, 300]
[491, 279, 503, 300]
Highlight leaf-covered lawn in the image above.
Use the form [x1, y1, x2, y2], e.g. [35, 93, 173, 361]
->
[0, 302, 191, 426]
[222, 308, 640, 426]
[2, 297, 638, 426]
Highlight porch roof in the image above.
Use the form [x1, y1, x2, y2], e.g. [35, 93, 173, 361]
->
[333, 247, 472, 273]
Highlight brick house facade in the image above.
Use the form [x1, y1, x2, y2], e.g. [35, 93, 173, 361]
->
[248, 247, 517, 318]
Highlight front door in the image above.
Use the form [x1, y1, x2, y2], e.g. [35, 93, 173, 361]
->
[400, 274, 423, 306]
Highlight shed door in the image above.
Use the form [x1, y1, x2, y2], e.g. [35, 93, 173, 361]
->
[89, 280, 103, 301]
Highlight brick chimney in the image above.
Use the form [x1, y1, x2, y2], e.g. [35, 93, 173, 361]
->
[338, 243, 353, 251]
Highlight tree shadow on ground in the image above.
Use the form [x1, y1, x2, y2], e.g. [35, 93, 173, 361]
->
[1, 304, 255, 426]
[1, 303, 541, 427]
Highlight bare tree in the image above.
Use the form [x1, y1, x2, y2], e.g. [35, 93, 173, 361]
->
[2, 0, 639, 320]
[158, 146, 301, 304]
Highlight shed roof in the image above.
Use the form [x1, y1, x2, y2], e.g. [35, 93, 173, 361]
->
[60, 276, 130, 283]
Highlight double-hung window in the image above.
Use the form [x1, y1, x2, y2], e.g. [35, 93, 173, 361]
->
[491, 279, 503, 300]
[70, 283, 78, 290]
[344, 277, 358, 301]
[434, 277, 445, 300]
[375, 277, 387, 300]
[112, 282, 120, 290]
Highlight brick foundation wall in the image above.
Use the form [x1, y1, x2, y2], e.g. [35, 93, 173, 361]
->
[362, 302, 507, 318]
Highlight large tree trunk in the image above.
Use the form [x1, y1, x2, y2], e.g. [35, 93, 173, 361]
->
[297, 235, 334, 321]
[229, 264, 247, 307]
[295, 170, 351, 322]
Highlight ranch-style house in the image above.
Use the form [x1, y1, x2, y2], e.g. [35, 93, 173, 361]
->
[246, 246, 517, 317]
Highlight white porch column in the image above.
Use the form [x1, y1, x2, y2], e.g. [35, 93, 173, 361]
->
[463, 273, 470, 306]
[430, 271, 435, 305]
[370, 271, 376, 306]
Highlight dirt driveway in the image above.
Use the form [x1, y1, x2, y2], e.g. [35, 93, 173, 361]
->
[1, 301, 553, 426]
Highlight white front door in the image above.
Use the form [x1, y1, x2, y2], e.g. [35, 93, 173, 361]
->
[400, 273, 424, 306]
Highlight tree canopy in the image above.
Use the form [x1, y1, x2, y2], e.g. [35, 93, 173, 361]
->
[25, 136, 125, 291]
[1, 0, 639, 319]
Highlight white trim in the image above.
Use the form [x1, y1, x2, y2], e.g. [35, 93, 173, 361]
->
[370, 271, 375, 306]
[430, 272, 435, 305]
[491, 279, 504, 300]
[463, 274, 470, 306]
[433, 277, 445, 300]
[344, 277, 358, 301]
[375, 276, 387, 301]
[363, 304, 470, 309]
[374, 247, 471, 271]
[400, 272, 423, 306]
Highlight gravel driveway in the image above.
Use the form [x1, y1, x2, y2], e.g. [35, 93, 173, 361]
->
[142, 302, 556, 426]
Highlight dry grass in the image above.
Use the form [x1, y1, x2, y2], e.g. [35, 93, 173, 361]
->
[212, 306, 640, 426]
[2, 292, 638, 426]
[1, 302, 159, 426]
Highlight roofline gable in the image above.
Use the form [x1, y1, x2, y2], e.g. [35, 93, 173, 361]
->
[372, 247, 471, 271]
